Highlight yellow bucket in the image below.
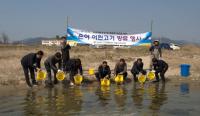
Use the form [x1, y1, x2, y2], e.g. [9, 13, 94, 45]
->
[138, 74, 146, 83]
[88, 68, 95, 75]
[101, 78, 110, 86]
[56, 71, 65, 81]
[74, 75, 83, 85]
[114, 75, 124, 84]
[36, 70, 46, 81]
[147, 71, 155, 80]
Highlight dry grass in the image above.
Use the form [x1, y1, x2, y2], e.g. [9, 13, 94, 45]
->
[0, 44, 200, 85]
[163, 44, 200, 77]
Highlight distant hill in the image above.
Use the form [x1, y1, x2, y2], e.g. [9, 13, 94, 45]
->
[151, 37, 191, 45]
[13, 36, 198, 45]
[13, 37, 55, 45]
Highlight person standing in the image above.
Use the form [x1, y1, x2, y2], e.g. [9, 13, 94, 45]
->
[152, 58, 168, 82]
[149, 40, 162, 69]
[95, 61, 111, 81]
[61, 36, 71, 72]
[21, 50, 44, 87]
[131, 58, 146, 82]
[44, 52, 62, 86]
[149, 40, 162, 59]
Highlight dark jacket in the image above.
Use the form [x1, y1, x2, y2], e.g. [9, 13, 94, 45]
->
[21, 53, 41, 69]
[98, 65, 111, 78]
[153, 60, 168, 72]
[68, 59, 83, 75]
[44, 55, 62, 71]
[114, 62, 127, 74]
[61, 44, 71, 61]
[131, 61, 144, 74]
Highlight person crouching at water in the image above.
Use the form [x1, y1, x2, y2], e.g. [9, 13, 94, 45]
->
[68, 58, 83, 86]
[152, 58, 168, 82]
[95, 61, 111, 82]
[114, 58, 128, 80]
[131, 58, 146, 82]
[21, 50, 44, 87]
[44, 52, 62, 86]
[60, 36, 71, 72]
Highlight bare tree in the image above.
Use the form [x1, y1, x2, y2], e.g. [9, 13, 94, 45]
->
[2, 33, 9, 44]
[56, 35, 60, 40]
[0, 35, 2, 44]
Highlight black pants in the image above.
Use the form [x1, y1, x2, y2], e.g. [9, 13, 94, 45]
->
[21, 64, 36, 87]
[95, 72, 111, 81]
[62, 58, 69, 72]
[155, 67, 168, 82]
[69, 71, 77, 82]
[132, 73, 139, 82]
[44, 63, 58, 84]
[116, 71, 128, 80]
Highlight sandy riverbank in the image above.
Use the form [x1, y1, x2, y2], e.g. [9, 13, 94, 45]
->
[0, 44, 200, 86]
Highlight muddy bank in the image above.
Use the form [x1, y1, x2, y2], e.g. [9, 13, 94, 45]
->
[0, 75, 200, 87]
[0, 45, 200, 85]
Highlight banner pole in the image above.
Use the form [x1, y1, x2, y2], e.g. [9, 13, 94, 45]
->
[150, 20, 153, 34]
[66, 16, 69, 41]
[150, 20, 153, 44]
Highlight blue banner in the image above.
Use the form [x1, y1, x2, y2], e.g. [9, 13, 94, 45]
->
[67, 27, 152, 46]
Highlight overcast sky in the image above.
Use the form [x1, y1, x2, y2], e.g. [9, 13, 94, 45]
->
[0, 0, 200, 42]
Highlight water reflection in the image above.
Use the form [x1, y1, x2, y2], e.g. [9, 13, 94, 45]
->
[180, 83, 189, 94]
[148, 83, 168, 114]
[24, 86, 83, 115]
[58, 86, 83, 115]
[24, 90, 44, 115]
[17, 81, 200, 115]
[46, 87, 59, 115]
[131, 83, 168, 115]
[132, 83, 145, 109]
[95, 86, 111, 106]
[114, 85, 127, 108]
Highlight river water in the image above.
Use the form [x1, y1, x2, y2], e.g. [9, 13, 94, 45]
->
[0, 81, 200, 116]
